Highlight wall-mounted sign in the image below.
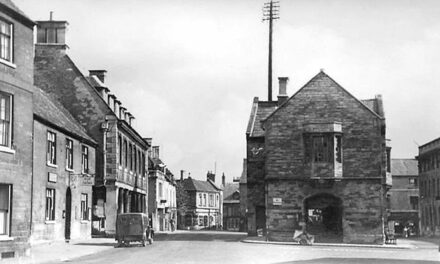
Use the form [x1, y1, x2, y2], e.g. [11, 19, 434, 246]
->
[273, 197, 282, 206]
[48, 172, 57, 183]
[81, 175, 95, 186]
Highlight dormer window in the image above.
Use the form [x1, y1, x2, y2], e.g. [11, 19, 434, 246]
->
[0, 19, 13, 64]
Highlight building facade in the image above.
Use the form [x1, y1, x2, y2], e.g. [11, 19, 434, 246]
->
[418, 138, 440, 236]
[387, 159, 419, 237]
[0, 0, 35, 258]
[33, 19, 149, 236]
[148, 146, 177, 231]
[31, 88, 97, 242]
[177, 175, 222, 230]
[223, 180, 241, 231]
[246, 72, 389, 244]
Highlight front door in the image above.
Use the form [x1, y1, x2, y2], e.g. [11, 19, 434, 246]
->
[65, 187, 72, 241]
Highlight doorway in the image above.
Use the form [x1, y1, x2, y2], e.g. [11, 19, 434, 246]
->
[65, 187, 72, 241]
[304, 193, 343, 243]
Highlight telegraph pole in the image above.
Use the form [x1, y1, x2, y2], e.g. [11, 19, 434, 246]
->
[263, 1, 279, 101]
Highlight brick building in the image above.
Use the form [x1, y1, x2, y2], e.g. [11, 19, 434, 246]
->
[31, 87, 97, 242]
[0, 0, 35, 259]
[246, 71, 389, 244]
[418, 138, 440, 236]
[177, 174, 222, 230]
[148, 145, 177, 231]
[387, 159, 419, 236]
[33, 19, 150, 236]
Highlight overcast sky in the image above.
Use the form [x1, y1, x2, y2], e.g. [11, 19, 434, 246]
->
[15, 0, 440, 183]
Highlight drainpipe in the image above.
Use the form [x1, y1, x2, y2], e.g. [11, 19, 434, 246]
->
[30, 119, 35, 235]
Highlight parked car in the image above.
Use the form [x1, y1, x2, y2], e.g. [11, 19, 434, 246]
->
[115, 213, 154, 247]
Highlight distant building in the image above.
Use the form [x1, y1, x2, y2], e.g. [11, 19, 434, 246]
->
[31, 88, 97, 242]
[418, 138, 440, 236]
[387, 159, 419, 236]
[177, 174, 222, 230]
[0, 0, 35, 258]
[148, 145, 177, 231]
[246, 72, 389, 244]
[223, 178, 241, 231]
[33, 19, 150, 236]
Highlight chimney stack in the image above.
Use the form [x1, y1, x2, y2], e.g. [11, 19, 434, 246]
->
[180, 170, 185, 181]
[36, 13, 69, 45]
[222, 173, 226, 186]
[152, 146, 160, 159]
[89, 70, 107, 83]
[277, 77, 289, 106]
[207, 171, 215, 183]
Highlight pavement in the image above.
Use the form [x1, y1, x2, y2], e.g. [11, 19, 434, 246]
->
[241, 235, 439, 250]
[3, 232, 439, 264]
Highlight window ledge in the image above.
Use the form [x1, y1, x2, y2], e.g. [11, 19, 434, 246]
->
[66, 168, 74, 173]
[47, 163, 58, 168]
[0, 146, 15, 154]
[45, 220, 56, 224]
[0, 59, 16, 69]
[80, 220, 90, 224]
[0, 236, 13, 241]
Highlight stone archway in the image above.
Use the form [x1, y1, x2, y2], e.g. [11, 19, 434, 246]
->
[304, 193, 343, 243]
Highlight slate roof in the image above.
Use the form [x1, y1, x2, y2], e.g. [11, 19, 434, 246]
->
[391, 159, 418, 176]
[33, 87, 96, 145]
[246, 98, 278, 138]
[223, 183, 239, 201]
[0, 0, 34, 26]
[182, 178, 221, 192]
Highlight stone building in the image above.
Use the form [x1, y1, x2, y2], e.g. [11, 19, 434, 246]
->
[418, 138, 440, 236]
[223, 178, 241, 231]
[33, 19, 150, 236]
[31, 88, 97, 242]
[387, 159, 419, 236]
[148, 145, 177, 231]
[177, 174, 222, 230]
[0, 0, 35, 258]
[246, 71, 388, 244]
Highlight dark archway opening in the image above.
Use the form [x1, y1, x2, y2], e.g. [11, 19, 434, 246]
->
[304, 193, 343, 243]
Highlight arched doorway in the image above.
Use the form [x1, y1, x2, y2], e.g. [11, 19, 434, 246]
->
[65, 187, 72, 241]
[304, 193, 343, 243]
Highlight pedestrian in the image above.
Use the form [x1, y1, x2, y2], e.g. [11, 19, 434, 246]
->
[170, 219, 175, 232]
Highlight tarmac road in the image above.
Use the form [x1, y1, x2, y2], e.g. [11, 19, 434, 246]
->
[46, 231, 440, 264]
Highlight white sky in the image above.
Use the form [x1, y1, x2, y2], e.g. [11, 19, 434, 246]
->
[15, 0, 440, 183]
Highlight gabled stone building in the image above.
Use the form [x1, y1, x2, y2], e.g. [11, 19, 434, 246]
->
[246, 71, 388, 244]
[33, 19, 150, 236]
[31, 87, 97, 242]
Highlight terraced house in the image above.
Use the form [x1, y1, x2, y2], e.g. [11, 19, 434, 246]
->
[0, 0, 35, 258]
[33, 18, 150, 236]
[246, 71, 389, 244]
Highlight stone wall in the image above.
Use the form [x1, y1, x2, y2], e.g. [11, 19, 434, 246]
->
[0, 7, 35, 258]
[31, 120, 95, 242]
